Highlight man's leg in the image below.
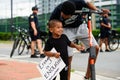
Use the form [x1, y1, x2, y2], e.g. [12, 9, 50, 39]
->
[78, 35, 99, 79]
[85, 45, 99, 79]
[63, 28, 76, 80]
[104, 37, 110, 51]
[30, 41, 38, 58]
[31, 41, 36, 55]
[36, 39, 45, 58]
[99, 38, 104, 52]
[68, 56, 72, 80]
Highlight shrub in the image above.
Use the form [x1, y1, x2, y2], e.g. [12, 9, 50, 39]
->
[0, 32, 12, 40]
[92, 29, 100, 39]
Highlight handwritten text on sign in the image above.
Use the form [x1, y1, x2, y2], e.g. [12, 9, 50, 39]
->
[38, 56, 66, 80]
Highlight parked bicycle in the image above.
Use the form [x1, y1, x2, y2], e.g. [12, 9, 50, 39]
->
[10, 26, 31, 57]
[10, 26, 48, 58]
[97, 30, 120, 51]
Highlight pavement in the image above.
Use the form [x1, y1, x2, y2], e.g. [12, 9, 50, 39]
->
[0, 58, 117, 80]
[0, 43, 120, 80]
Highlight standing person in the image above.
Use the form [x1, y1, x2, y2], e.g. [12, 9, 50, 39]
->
[44, 19, 84, 80]
[49, 0, 110, 80]
[28, 6, 45, 58]
[99, 13, 111, 52]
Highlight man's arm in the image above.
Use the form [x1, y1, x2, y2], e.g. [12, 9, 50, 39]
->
[86, 2, 98, 10]
[86, 1, 110, 13]
[31, 21, 37, 36]
[100, 22, 111, 29]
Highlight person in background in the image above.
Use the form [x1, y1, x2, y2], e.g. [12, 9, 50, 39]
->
[99, 13, 111, 52]
[28, 6, 45, 58]
[44, 19, 84, 80]
[49, 0, 109, 80]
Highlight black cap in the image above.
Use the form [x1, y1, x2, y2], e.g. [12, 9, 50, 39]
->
[61, 1, 76, 15]
[32, 6, 38, 11]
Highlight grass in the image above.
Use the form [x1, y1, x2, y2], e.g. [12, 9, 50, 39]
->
[0, 40, 13, 44]
[71, 69, 75, 72]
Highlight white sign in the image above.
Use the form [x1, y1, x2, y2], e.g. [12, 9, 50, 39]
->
[37, 48, 66, 80]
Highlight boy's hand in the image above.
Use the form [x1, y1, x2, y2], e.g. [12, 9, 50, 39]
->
[76, 45, 85, 51]
[53, 52, 60, 58]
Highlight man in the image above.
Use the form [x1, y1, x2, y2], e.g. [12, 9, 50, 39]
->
[99, 13, 111, 52]
[28, 6, 45, 58]
[49, 0, 109, 80]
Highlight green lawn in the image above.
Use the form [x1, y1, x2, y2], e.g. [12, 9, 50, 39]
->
[0, 40, 13, 44]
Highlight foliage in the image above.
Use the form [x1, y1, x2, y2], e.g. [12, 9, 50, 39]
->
[0, 32, 12, 40]
[0, 28, 120, 40]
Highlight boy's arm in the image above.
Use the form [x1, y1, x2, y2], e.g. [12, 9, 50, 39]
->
[69, 42, 84, 51]
[44, 51, 60, 58]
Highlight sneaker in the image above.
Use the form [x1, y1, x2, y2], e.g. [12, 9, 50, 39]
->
[30, 54, 38, 58]
[105, 49, 110, 52]
[40, 54, 46, 58]
[100, 49, 103, 52]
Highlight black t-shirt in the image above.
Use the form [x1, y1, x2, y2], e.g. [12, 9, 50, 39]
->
[28, 13, 39, 32]
[49, 0, 89, 28]
[44, 34, 71, 66]
[99, 16, 111, 32]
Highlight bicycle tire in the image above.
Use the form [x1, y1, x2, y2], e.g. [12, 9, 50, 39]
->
[109, 37, 119, 51]
[18, 40, 26, 55]
[10, 38, 20, 58]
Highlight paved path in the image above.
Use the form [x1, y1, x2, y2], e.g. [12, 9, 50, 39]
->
[0, 43, 120, 80]
[0, 59, 41, 80]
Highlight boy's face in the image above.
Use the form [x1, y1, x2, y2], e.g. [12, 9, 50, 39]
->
[50, 22, 63, 37]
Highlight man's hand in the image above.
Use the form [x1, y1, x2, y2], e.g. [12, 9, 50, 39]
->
[101, 8, 110, 14]
[34, 29, 37, 36]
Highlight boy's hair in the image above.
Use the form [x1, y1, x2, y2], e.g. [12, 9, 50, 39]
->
[48, 19, 62, 28]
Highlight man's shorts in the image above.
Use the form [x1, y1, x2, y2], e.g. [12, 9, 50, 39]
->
[100, 30, 110, 39]
[63, 23, 98, 57]
[29, 31, 41, 41]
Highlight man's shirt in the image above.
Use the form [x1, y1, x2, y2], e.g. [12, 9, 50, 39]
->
[49, 0, 89, 28]
[28, 13, 39, 31]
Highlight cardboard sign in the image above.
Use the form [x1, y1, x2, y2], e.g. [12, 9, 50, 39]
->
[37, 48, 66, 80]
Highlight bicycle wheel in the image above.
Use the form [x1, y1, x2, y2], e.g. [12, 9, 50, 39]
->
[109, 37, 119, 51]
[18, 40, 26, 55]
[10, 38, 20, 58]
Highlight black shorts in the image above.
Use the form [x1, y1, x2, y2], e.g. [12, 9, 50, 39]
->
[29, 31, 41, 41]
[100, 31, 109, 39]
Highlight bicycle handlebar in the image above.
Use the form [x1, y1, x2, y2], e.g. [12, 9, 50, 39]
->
[11, 26, 28, 33]
[75, 10, 111, 15]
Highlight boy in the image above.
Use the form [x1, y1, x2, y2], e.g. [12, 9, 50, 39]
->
[44, 19, 84, 80]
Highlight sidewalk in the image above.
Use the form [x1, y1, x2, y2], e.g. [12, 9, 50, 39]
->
[0, 58, 117, 80]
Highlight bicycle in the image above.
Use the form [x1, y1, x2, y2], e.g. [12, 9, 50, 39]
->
[10, 26, 48, 58]
[108, 30, 120, 51]
[98, 30, 119, 51]
[10, 26, 31, 58]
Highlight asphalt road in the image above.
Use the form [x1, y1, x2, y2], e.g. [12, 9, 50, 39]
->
[0, 43, 120, 79]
